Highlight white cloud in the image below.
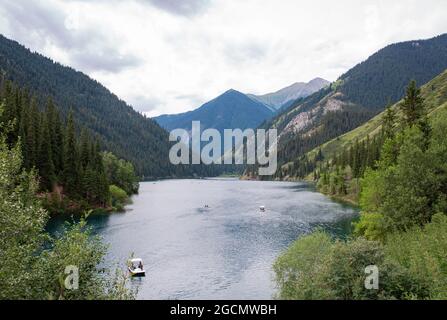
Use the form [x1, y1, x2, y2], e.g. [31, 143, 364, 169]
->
[1, 0, 446, 116]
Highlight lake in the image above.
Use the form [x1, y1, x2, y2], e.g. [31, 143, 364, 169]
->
[48, 178, 358, 299]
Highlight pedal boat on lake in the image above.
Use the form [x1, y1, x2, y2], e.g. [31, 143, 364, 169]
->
[128, 258, 146, 277]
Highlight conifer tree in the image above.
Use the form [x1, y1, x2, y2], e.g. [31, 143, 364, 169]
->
[79, 129, 91, 170]
[93, 140, 109, 205]
[382, 103, 396, 139]
[401, 80, 425, 127]
[18, 92, 29, 167]
[37, 115, 56, 190]
[63, 111, 79, 197]
[25, 97, 39, 170]
[46, 98, 64, 177]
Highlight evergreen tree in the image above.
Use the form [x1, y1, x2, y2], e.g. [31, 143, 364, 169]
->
[36, 114, 56, 191]
[25, 97, 39, 170]
[46, 98, 64, 176]
[93, 140, 109, 205]
[63, 111, 79, 197]
[401, 80, 425, 127]
[18, 92, 29, 167]
[382, 103, 396, 139]
[79, 129, 91, 170]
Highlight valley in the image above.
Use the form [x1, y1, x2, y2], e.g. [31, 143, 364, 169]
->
[1, 14, 447, 301]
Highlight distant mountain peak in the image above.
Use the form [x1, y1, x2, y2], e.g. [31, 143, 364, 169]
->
[154, 88, 273, 139]
[222, 88, 243, 96]
[309, 77, 329, 84]
[247, 78, 330, 110]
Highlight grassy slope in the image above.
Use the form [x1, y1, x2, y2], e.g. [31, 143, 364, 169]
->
[305, 69, 447, 163]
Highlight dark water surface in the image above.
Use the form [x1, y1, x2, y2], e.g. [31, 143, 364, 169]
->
[48, 178, 358, 299]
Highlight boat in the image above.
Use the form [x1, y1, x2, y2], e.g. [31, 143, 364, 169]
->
[259, 205, 265, 212]
[128, 258, 146, 277]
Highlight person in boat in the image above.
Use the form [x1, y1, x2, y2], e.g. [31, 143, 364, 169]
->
[138, 261, 143, 269]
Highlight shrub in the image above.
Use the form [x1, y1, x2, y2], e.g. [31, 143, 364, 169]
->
[109, 184, 129, 211]
[384, 213, 447, 299]
[273, 231, 334, 299]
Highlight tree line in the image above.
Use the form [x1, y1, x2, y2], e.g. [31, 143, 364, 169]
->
[0, 78, 139, 214]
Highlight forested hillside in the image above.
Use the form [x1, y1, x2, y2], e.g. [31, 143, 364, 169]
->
[0, 78, 141, 214]
[274, 74, 447, 300]
[0, 100, 135, 299]
[0, 34, 176, 178]
[315, 71, 447, 203]
[338, 34, 447, 109]
[275, 68, 447, 188]
[260, 34, 447, 177]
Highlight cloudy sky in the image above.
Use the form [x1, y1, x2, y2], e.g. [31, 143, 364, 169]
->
[0, 0, 446, 117]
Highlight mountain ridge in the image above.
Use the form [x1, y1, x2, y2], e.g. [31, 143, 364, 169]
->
[264, 33, 447, 175]
[247, 77, 330, 110]
[155, 88, 273, 134]
[0, 34, 177, 178]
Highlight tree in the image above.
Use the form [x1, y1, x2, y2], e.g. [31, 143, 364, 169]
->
[46, 98, 64, 175]
[400, 80, 425, 127]
[63, 111, 80, 197]
[36, 113, 56, 190]
[382, 103, 396, 139]
[359, 110, 447, 233]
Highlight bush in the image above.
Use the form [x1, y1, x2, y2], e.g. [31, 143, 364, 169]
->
[384, 213, 447, 299]
[109, 184, 129, 211]
[274, 230, 435, 299]
[273, 231, 334, 299]
[325, 237, 384, 299]
[353, 212, 386, 241]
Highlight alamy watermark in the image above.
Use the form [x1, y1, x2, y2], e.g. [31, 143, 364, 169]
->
[64, 265, 79, 290]
[169, 121, 278, 175]
[364, 265, 379, 290]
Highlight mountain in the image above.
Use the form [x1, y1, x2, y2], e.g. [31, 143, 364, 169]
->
[265, 33, 447, 172]
[0, 34, 178, 178]
[247, 77, 330, 111]
[155, 89, 273, 134]
[306, 68, 447, 165]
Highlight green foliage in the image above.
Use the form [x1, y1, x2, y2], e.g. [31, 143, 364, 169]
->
[358, 111, 447, 234]
[384, 213, 447, 299]
[353, 212, 386, 242]
[274, 231, 430, 300]
[62, 111, 80, 196]
[102, 151, 139, 195]
[109, 185, 129, 212]
[382, 103, 397, 139]
[0, 78, 138, 213]
[0, 117, 135, 299]
[275, 79, 447, 300]
[401, 80, 426, 127]
[324, 238, 385, 299]
[273, 231, 334, 299]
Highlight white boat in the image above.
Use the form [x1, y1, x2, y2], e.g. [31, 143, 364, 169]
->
[128, 258, 146, 277]
[259, 205, 265, 212]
